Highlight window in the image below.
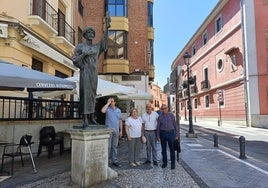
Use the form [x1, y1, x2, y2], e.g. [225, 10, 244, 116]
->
[106, 0, 128, 17]
[58, 9, 65, 37]
[202, 31, 208, 46]
[55, 70, 68, 78]
[78, 0, 83, 16]
[106, 30, 128, 59]
[148, 2, 153, 27]
[215, 15, 222, 33]
[204, 67, 208, 81]
[231, 54, 237, 66]
[32, 58, 43, 72]
[194, 98, 198, 109]
[32, 0, 46, 20]
[148, 40, 154, 65]
[217, 59, 224, 72]
[205, 95, 210, 108]
[192, 44, 196, 56]
[78, 27, 83, 44]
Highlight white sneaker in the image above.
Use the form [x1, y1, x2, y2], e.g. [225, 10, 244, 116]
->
[129, 162, 137, 167]
[135, 162, 141, 166]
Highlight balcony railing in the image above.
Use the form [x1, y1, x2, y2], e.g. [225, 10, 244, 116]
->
[201, 80, 210, 90]
[58, 18, 75, 45]
[30, 0, 58, 31]
[0, 96, 81, 121]
[30, 0, 75, 45]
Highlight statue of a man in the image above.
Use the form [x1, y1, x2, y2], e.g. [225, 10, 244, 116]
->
[72, 12, 111, 128]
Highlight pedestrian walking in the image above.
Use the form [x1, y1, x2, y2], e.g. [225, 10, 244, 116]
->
[101, 97, 123, 167]
[157, 104, 178, 170]
[142, 103, 159, 165]
[125, 108, 143, 167]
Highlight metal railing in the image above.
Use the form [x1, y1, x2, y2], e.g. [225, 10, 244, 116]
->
[30, 0, 75, 45]
[30, 0, 58, 31]
[0, 96, 81, 121]
[58, 18, 75, 45]
[201, 80, 211, 90]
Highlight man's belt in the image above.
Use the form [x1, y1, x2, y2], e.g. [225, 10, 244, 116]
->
[145, 130, 156, 132]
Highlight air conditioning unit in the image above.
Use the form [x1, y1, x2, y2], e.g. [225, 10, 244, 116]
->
[0, 23, 8, 38]
[134, 69, 140, 72]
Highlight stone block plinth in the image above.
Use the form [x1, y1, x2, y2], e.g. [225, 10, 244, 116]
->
[67, 126, 117, 187]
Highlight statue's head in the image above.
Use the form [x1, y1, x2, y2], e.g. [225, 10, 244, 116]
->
[82, 26, 96, 40]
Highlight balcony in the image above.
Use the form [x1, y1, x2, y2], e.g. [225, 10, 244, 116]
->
[28, 0, 75, 50]
[28, 0, 58, 37]
[57, 18, 75, 45]
[201, 80, 210, 90]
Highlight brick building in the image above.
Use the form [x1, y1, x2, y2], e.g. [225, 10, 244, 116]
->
[73, 0, 155, 114]
[170, 0, 268, 128]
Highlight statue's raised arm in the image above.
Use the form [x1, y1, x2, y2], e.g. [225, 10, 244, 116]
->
[101, 11, 111, 53]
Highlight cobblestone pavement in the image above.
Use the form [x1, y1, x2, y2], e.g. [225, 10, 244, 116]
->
[18, 139, 200, 188]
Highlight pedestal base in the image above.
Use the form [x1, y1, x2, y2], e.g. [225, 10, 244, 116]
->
[186, 132, 198, 138]
[67, 126, 117, 187]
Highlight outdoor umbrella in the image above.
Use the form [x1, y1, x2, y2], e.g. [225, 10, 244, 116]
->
[33, 76, 137, 98]
[0, 60, 76, 91]
[117, 89, 153, 100]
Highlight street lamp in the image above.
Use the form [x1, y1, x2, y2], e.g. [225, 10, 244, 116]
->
[184, 52, 197, 138]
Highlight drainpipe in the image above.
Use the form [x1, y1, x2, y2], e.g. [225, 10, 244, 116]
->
[240, 0, 250, 127]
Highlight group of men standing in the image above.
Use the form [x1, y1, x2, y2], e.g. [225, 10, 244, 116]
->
[101, 98, 178, 170]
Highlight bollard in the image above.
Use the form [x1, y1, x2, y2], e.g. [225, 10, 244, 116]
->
[213, 134, 218, 147]
[194, 116, 196, 122]
[239, 136, 246, 159]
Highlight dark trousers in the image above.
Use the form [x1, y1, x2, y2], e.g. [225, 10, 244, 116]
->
[160, 130, 175, 166]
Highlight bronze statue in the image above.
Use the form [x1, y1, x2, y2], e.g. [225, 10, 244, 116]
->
[72, 12, 111, 128]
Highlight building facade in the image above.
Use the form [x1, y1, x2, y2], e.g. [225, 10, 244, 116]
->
[149, 82, 168, 112]
[0, 0, 77, 98]
[0, 0, 156, 112]
[171, 0, 268, 128]
[73, 0, 156, 114]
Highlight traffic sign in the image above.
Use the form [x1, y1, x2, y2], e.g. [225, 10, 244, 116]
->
[217, 89, 224, 102]
[218, 96, 224, 102]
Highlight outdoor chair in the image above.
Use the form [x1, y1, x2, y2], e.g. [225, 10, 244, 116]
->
[37, 126, 64, 158]
[1, 135, 37, 175]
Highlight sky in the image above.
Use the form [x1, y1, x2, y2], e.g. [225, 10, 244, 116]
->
[153, 0, 219, 89]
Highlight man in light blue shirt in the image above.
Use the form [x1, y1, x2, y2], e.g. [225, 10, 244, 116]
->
[101, 97, 122, 167]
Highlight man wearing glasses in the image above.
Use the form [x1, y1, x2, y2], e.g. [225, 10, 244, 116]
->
[157, 104, 178, 170]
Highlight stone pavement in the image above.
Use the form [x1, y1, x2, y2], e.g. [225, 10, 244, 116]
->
[180, 119, 268, 188]
[2, 120, 268, 187]
[1, 138, 199, 188]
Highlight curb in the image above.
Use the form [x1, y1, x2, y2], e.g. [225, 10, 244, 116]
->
[179, 157, 209, 188]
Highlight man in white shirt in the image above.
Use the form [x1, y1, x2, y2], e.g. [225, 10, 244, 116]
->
[142, 103, 159, 165]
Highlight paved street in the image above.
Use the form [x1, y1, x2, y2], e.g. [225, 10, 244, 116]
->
[180, 120, 268, 188]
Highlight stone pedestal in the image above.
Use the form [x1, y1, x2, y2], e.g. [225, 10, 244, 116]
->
[67, 126, 117, 187]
